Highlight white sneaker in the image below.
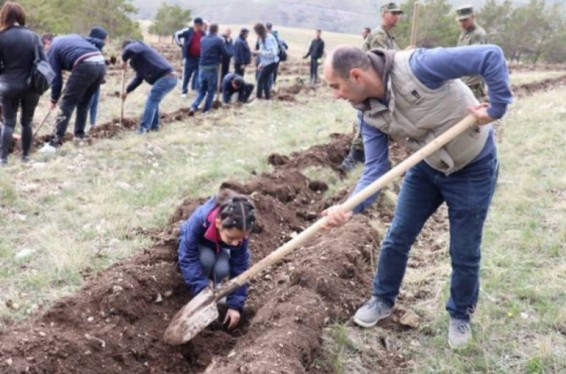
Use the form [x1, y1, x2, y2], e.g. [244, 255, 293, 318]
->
[38, 143, 57, 154]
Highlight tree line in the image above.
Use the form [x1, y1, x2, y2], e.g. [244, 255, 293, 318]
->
[394, 0, 566, 63]
[11, 0, 141, 38]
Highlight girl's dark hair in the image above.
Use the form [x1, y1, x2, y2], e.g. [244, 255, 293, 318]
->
[0, 1, 26, 32]
[215, 190, 255, 232]
[253, 22, 266, 42]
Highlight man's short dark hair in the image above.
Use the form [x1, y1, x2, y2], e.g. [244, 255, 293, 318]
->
[209, 23, 219, 34]
[331, 46, 371, 79]
[41, 32, 53, 46]
[194, 17, 203, 25]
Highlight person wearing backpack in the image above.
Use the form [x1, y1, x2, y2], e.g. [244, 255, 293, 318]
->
[266, 23, 287, 86]
[0, 1, 43, 164]
[252, 23, 279, 100]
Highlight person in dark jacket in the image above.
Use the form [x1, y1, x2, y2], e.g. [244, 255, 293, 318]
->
[222, 73, 254, 104]
[121, 40, 177, 134]
[233, 28, 251, 77]
[178, 191, 255, 329]
[174, 17, 205, 96]
[84, 26, 108, 131]
[39, 32, 107, 152]
[220, 28, 234, 81]
[304, 29, 325, 85]
[189, 23, 231, 115]
[0, 1, 41, 164]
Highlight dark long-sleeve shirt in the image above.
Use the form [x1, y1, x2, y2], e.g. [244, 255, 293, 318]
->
[122, 41, 173, 93]
[305, 38, 325, 60]
[0, 26, 38, 86]
[199, 34, 232, 67]
[47, 34, 102, 102]
[234, 35, 251, 65]
[352, 45, 513, 213]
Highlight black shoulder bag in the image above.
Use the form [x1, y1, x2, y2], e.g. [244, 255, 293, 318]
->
[28, 34, 56, 95]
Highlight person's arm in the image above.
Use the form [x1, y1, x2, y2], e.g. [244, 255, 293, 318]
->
[320, 40, 325, 57]
[410, 45, 513, 119]
[226, 241, 250, 312]
[222, 79, 231, 103]
[351, 120, 390, 214]
[304, 41, 312, 58]
[234, 42, 243, 64]
[126, 73, 143, 93]
[48, 49, 63, 104]
[173, 28, 185, 47]
[178, 213, 210, 296]
[369, 31, 389, 50]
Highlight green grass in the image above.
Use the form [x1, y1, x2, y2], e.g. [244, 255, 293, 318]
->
[320, 86, 566, 373]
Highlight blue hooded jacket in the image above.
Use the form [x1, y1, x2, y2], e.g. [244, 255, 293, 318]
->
[122, 40, 173, 93]
[178, 197, 250, 311]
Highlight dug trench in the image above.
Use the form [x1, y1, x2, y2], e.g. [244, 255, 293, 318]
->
[0, 133, 418, 373]
[2, 69, 563, 373]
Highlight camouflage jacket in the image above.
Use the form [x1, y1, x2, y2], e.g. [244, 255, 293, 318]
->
[457, 24, 487, 94]
[363, 26, 399, 52]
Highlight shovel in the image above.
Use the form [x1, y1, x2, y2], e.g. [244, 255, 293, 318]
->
[32, 108, 54, 139]
[163, 114, 479, 345]
[120, 67, 127, 126]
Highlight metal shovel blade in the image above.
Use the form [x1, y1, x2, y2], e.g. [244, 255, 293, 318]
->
[163, 287, 219, 345]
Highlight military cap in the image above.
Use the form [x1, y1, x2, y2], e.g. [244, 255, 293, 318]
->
[381, 2, 403, 14]
[456, 5, 474, 21]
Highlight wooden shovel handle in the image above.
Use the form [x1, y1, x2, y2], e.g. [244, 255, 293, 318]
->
[120, 68, 126, 126]
[217, 114, 478, 299]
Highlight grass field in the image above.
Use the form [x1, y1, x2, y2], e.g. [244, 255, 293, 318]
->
[0, 27, 565, 373]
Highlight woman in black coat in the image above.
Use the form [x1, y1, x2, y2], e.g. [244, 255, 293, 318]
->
[0, 1, 42, 164]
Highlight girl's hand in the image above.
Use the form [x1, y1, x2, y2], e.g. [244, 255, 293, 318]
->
[223, 309, 241, 329]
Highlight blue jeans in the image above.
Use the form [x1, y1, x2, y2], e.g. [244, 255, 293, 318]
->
[182, 56, 199, 94]
[199, 245, 230, 285]
[190, 68, 217, 113]
[373, 149, 499, 321]
[257, 62, 277, 100]
[88, 87, 100, 126]
[139, 74, 177, 132]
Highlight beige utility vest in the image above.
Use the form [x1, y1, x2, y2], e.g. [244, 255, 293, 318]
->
[362, 50, 489, 175]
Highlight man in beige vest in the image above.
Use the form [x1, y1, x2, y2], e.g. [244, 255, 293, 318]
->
[322, 44, 512, 349]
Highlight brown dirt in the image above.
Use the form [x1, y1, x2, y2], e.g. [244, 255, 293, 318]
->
[511, 74, 566, 98]
[0, 135, 386, 374]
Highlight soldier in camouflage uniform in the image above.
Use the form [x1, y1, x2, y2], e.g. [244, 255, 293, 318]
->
[340, 2, 403, 173]
[456, 5, 487, 100]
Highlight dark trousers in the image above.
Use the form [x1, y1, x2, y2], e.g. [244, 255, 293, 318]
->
[272, 61, 280, 85]
[0, 85, 40, 160]
[182, 56, 199, 93]
[234, 62, 245, 77]
[309, 58, 319, 84]
[223, 83, 254, 103]
[51, 62, 106, 145]
[257, 62, 277, 100]
[221, 57, 231, 82]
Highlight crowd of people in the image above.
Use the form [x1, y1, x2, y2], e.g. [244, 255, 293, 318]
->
[0, 0, 514, 352]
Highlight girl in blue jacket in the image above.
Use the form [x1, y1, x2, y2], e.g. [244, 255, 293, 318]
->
[178, 191, 255, 329]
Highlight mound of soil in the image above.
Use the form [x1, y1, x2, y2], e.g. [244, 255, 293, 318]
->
[0, 135, 381, 374]
[511, 74, 566, 98]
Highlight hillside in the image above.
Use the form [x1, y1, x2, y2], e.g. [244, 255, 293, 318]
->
[132, 0, 486, 33]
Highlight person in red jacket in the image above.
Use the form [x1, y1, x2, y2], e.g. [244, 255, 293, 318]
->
[178, 191, 255, 328]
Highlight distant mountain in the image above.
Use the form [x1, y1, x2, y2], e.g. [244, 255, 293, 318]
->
[131, 0, 529, 33]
